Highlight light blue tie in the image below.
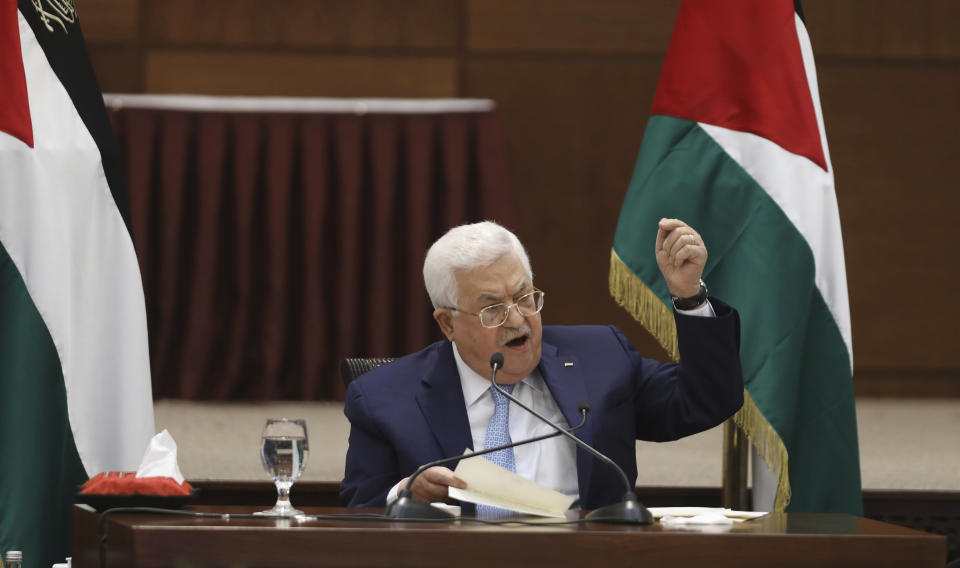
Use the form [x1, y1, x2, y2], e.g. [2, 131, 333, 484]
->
[476, 383, 516, 518]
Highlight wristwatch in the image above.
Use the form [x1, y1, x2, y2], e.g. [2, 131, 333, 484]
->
[671, 279, 708, 311]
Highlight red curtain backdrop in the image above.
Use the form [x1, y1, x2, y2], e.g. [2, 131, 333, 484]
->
[106, 98, 515, 401]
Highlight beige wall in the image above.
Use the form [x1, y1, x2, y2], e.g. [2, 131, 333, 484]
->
[79, 0, 960, 396]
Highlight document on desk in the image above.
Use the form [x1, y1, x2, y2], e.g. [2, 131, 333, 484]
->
[448, 450, 576, 517]
[648, 507, 768, 522]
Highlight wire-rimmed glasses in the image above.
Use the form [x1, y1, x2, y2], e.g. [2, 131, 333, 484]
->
[444, 289, 545, 328]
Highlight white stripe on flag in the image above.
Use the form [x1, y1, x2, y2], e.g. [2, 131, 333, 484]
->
[0, 12, 154, 474]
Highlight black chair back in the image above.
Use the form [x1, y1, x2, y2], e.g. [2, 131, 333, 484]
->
[340, 357, 395, 388]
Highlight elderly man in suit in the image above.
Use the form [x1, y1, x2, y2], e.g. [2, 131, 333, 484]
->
[340, 219, 743, 512]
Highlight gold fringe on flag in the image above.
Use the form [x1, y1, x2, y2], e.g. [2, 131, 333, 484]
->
[609, 247, 791, 512]
[608, 249, 679, 361]
[733, 390, 792, 512]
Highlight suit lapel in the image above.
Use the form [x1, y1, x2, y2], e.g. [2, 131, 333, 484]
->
[415, 341, 474, 458]
[538, 340, 594, 506]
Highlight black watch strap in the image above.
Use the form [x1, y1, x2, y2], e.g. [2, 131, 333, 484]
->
[671, 280, 708, 311]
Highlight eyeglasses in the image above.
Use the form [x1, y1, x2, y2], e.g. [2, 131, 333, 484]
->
[444, 290, 545, 328]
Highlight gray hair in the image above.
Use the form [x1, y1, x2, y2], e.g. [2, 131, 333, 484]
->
[423, 221, 533, 309]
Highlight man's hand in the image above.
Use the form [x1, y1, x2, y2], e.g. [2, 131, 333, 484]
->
[399, 466, 467, 503]
[655, 218, 707, 299]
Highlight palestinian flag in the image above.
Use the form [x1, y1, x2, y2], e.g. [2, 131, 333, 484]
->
[1, 0, 154, 563]
[610, 0, 861, 514]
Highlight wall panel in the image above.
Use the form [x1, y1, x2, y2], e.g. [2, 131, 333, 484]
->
[804, 0, 960, 60]
[76, 0, 139, 43]
[88, 47, 143, 93]
[145, 52, 458, 97]
[819, 61, 960, 370]
[467, 0, 679, 53]
[143, 0, 457, 49]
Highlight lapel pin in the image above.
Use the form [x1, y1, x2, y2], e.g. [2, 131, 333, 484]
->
[563, 362, 574, 367]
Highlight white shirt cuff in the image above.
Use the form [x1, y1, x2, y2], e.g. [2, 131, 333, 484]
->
[676, 299, 716, 318]
[386, 480, 403, 504]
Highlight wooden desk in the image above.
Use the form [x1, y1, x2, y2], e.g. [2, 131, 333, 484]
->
[73, 505, 945, 568]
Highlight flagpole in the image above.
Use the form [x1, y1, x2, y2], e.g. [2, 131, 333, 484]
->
[722, 419, 749, 510]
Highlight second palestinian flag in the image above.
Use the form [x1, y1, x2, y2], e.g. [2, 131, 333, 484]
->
[610, 0, 861, 514]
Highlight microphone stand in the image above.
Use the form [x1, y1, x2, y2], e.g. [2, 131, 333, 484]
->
[489, 354, 653, 525]
[385, 409, 587, 520]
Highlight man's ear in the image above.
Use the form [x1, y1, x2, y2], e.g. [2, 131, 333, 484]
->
[433, 309, 455, 341]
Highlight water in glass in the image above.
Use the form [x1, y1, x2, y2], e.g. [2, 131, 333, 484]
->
[255, 418, 309, 516]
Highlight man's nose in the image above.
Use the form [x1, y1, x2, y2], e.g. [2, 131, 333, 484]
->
[504, 305, 526, 328]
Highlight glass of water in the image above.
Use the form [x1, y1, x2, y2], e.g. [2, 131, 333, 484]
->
[255, 418, 309, 516]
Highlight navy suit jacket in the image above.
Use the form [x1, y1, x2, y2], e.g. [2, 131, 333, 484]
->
[340, 299, 743, 511]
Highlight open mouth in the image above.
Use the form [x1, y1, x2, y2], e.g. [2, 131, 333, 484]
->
[505, 335, 528, 349]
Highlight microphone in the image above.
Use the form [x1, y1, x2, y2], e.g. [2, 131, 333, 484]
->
[489, 352, 652, 524]
[385, 396, 588, 520]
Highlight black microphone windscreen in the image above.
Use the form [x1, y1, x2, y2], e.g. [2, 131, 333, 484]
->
[490, 352, 504, 369]
[577, 399, 591, 413]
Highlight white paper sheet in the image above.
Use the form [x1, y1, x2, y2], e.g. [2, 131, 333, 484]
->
[648, 507, 767, 521]
[448, 450, 576, 517]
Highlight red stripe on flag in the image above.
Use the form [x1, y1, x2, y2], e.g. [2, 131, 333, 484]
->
[0, 0, 33, 148]
[651, 0, 826, 171]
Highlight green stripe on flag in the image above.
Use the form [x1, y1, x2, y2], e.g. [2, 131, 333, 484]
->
[612, 115, 861, 514]
[0, 242, 88, 561]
